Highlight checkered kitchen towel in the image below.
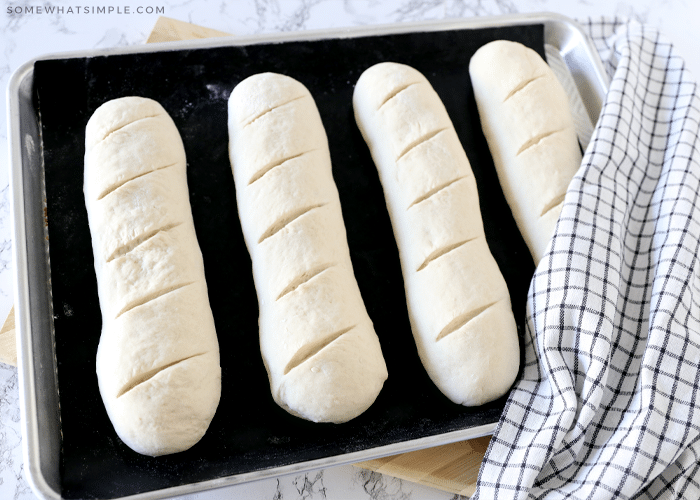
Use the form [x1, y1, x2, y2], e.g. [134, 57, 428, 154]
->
[473, 19, 700, 499]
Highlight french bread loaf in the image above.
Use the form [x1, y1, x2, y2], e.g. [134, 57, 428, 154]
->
[228, 73, 388, 423]
[353, 62, 520, 406]
[469, 40, 583, 263]
[85, 96, 221, 456]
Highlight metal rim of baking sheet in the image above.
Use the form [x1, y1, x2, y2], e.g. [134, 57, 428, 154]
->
[7, 11, 610, 500]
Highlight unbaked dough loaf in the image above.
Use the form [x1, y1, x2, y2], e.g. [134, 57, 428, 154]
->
[84, 96, 221, 456]
[353, 62, 519, 406]
[469, 40, 583, 263]
[228, 73, 388, 423]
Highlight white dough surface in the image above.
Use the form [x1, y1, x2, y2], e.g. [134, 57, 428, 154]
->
[228, 73, 388, 424]
[469, 39, 583, 263]
[85, 96, 221, 457]
[353, 62, 520, 406]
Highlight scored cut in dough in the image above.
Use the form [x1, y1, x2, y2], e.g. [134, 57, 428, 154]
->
[84, 96, 221, 456]
[228, 72, 388, 424]
[469, 39, 583, 263]
[353, 62, 520, 407]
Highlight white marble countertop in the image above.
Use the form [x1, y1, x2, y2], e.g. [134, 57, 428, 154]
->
[2, 1, 700, 499]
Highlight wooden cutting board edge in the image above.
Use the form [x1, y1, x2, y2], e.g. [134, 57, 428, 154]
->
[0, 305, 17, 366]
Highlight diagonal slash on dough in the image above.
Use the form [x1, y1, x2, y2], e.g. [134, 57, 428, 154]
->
[116, 352, 207, 398]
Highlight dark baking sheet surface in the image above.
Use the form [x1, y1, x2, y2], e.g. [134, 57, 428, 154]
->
[34, 23, 540, 499]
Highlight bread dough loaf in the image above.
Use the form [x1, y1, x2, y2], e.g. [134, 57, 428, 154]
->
[228, 73, 388, 423]
[85, 96, 221, 456]
[469, 40, 583, 263]
[353, 62, 520, 406]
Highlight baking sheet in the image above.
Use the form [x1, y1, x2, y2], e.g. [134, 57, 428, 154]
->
[15, 16, 605, 500]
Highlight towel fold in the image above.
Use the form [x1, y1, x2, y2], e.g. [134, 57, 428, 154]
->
[474, 18, 700, 499]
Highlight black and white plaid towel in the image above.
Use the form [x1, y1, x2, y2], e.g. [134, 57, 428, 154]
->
[473, 18, 700, 499]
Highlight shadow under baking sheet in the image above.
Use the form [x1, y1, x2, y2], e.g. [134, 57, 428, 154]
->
[33, 22, 539, 499]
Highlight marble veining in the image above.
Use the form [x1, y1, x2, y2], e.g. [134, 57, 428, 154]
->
[2, 0, 700, 499]
[293, 470, 327, 498]
[0, 365, 32, 500]
[0, 185, 14, 267]
[355, 469, 415, 499]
